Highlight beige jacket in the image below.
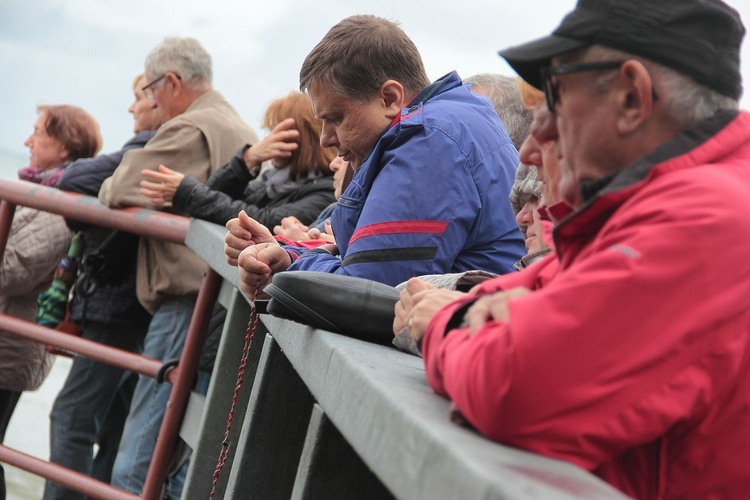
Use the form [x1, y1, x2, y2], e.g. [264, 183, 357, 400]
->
[99, 90, 257, 313]
[0, 207, 71, 391]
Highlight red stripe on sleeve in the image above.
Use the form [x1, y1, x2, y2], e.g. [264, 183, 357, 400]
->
[349, 220, 449, 244]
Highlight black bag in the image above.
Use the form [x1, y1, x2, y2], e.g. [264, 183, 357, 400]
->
[262, 271, 399, 345]
[76, 230, 138, 296]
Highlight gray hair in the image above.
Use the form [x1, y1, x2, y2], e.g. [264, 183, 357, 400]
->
[145, 36, 212, 90]
[563, 45, 739, 129]
[464, 74, 532, 150]
[509, 163, 543, 215]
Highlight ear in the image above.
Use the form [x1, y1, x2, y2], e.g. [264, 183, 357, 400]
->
[615, 60, 656, 135]
[59, 146, 70, 161]
[379, 80, 405, 120]
[166, 71, 182, 97]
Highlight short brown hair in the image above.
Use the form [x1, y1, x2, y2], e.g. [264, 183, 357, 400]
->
[38, 105, 102, 161]
[299, 15, 429, 102]
[262, 92, 335, 180]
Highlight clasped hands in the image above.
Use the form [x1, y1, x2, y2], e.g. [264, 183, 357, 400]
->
[224, 211, 291, 295]
[394, 277, 531, 343]
[225, 208, 339, 296]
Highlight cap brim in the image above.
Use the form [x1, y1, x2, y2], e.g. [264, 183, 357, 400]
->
[499, 35, 589, 89]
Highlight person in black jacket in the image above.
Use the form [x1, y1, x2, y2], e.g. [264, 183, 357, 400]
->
[140, 91, 336, 228]
[43, 74, 164, 500]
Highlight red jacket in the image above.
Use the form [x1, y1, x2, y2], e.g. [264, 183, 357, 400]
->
[422, 110, 750, 499]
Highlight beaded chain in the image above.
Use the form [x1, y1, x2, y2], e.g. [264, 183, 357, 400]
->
[209, 285, 260, 499]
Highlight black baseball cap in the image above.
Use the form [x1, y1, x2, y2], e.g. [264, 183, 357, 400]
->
[499, 0, 745, 100]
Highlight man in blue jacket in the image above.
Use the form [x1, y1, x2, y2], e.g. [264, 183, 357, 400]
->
[225, 15, 524, 292]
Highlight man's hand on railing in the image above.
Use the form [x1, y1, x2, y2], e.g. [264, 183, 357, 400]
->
[224, 210, 278, 266]
[465, 287, 531, 335]
[237, 243, 291, 294]
[394, 278, 464, 343]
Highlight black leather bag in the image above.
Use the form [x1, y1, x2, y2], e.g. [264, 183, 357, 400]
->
[261, 271, 399, 345]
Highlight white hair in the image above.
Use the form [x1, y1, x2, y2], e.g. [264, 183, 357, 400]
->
[145, 36, 212, 90]
[565, 45, 738, 129]
[464, 73, 533, 150]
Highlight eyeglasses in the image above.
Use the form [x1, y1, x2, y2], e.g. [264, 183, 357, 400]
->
[141, 73, 181, 100]
[541, 60, 630, 111]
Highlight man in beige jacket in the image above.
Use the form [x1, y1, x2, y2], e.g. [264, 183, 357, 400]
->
[98, 36, 257, 498]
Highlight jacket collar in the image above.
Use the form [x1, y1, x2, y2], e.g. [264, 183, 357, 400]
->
[388, 71, 463, 130]
[409, 71, 462, 110]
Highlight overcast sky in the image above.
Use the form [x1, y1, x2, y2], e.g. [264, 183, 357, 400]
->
[2, 0, 750, 160]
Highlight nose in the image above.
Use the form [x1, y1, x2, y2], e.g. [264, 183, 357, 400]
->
[532, 108, 558, 145]
[24, 134, 33, 148]
[518, 135, 542, 168]
[329, 156, 344, 172]
[515, 201, 534, 227]
[128, 102, 136, 114]
[320, 123, 338, 149]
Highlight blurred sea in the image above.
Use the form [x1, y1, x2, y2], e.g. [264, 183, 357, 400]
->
[1, 149, 26, 180]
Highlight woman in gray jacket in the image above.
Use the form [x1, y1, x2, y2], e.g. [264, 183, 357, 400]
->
[0, 104, 101, 500]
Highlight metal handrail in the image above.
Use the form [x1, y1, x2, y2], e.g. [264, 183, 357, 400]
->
[0, 179, 189, 243]
[0, 315, 167, 380]
[0, 178, 214, 500]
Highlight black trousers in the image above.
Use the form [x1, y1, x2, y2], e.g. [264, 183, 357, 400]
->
[0, 389, 22, 500]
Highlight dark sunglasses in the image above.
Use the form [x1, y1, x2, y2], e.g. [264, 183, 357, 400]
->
[541, 61, 626, 111]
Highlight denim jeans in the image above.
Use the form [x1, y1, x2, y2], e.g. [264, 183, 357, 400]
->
[44, 320, 146, 500]
[111, 296, 196, 499]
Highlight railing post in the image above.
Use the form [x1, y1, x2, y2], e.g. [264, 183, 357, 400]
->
[140, 268, 223, 500]
[1, 181, 224, 499]
[0, 199, 17, 261]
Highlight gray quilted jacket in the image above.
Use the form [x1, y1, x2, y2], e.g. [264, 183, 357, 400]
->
[0, 207, 71, 391]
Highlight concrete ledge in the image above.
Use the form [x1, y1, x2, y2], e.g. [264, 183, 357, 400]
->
[186, 218, 241, 290]
[261, 316, 626, 499]
[185, 216, 626, 499]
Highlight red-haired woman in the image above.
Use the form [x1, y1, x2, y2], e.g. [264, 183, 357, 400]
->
[140, 91, 335, 228]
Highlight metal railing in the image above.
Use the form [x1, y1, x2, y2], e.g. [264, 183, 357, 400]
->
[0, 179, 220, 500]
[1, 178, 628, 499]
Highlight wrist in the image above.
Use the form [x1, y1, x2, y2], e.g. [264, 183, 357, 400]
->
[285, 250, 297, 266]
[242, 144, 262, 178]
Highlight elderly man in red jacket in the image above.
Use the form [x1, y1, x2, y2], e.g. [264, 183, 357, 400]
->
[396, 0, 750, 498]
